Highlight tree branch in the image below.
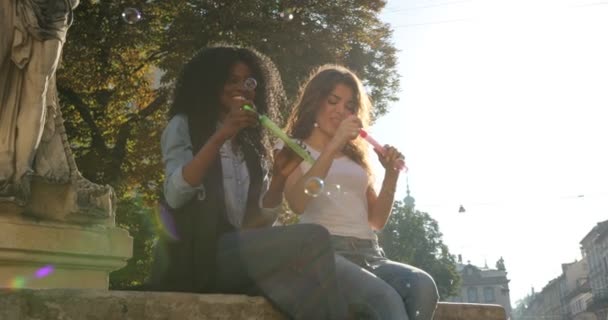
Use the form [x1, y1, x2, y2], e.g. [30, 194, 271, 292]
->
[132, 50, 171, 74]
[58, 86, 108, 151]
[112, 92, 168, 166]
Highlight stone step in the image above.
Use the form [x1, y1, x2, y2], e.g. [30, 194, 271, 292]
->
[0, 289, 506, 319]
[434, 302, 507, 320]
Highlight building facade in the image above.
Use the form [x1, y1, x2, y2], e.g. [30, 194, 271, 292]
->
[580, 220, 608, 320]
[447, 257, 512, 318]
[562, 258, 595, 320]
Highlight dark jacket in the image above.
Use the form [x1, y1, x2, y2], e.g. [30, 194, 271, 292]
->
[149, 139, 266, 293]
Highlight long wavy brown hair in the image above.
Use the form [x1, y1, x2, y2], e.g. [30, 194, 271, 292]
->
[284, 64, 373, 179]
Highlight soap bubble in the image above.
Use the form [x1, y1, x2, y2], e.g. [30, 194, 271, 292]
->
[279, 10, 294, 21]
[325, 184, 341, 197]
[243, 77, 257, 91]
[121, 7, 142, 24]
[304, 177, 324, 197]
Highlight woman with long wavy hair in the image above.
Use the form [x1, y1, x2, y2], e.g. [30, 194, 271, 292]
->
[278, 64, 439, 319]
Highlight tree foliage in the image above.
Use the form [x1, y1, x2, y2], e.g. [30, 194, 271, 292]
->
[378, 200, 461, 299]
[511, 294, 535, 320]
[57, 0, 399, 288]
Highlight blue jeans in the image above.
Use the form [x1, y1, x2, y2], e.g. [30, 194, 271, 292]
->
[332, 235, 439, 320]
[215, 224, 349, 320]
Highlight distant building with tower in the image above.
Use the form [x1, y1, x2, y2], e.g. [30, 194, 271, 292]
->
[403, 177, 416, 209]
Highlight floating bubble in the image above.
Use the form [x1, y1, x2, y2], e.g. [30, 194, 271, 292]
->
[279, 10, 294, 21]
[415, 310, 420, 317]
[121, 7, 142, 24]
[304, 177, 324, 197]
[325, 184, 341, 197]
[243, 77, 257, 91]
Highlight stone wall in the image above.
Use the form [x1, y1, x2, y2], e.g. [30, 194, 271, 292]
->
[0, 289, 507, 320]
[0, 290, 284, 320]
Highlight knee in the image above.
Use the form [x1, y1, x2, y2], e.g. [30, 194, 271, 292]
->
[296, 223, 331, 244]
[415, 271, 439, 303]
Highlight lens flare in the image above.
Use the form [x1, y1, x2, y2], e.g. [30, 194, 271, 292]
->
[157, 204, 179, 240]
[35, 265, 54, 278]
[10, 276, 26, 289]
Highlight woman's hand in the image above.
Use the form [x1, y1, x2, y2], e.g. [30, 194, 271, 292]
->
[262, 146, 304, 209]
[218, 100, 259, 140]
[272, 146, 303, 180]
[327, 115, 362, 152]
[375, 145, 404, 175]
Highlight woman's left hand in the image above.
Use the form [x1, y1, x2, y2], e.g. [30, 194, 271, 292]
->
[375, 145, 404, 175]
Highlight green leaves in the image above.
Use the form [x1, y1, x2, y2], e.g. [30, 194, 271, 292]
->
[378, 200, 461, 299]
[58, 0, 399, 288]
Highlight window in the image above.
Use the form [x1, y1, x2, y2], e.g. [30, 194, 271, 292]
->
[467, 287, 478, 303]
[484, 287, 496, 302]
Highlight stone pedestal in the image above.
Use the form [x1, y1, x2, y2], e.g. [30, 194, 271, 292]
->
[0, 203, 132, 289]
[0, 290, 508, 320]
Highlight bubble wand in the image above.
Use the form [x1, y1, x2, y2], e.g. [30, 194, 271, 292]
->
[359, 129, 407, 171]
[242, 105, 315, 164]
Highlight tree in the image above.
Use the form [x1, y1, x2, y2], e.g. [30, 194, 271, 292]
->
[58, 0, 399, 288]
[109, 193, 158, 288]
[156, 0, 399, 118]
[511, 293, 535, 320]
[378, 200, 461, 299]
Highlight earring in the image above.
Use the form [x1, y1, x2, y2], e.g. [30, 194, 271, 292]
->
[313, 122, 319, 128]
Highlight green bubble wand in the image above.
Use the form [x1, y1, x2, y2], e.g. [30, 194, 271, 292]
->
[243, 105, 314, 164]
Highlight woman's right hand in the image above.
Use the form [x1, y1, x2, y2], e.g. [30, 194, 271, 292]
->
[327, 115, 362, 152]
[218, 100, 259, 140]
[273, 146, 303, 179]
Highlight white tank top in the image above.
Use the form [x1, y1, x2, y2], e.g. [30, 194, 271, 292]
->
[298, 145, 377, 240]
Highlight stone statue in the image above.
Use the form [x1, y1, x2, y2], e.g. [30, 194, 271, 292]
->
[0, 0, 114, 224]
[496, 257, 506, 271]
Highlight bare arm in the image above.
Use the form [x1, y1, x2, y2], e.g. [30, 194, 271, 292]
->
[262, 147, 304, 208]
[284, 144, 339, 214]
[367, 146, 402, 230]
[367, 172, 399, 230]
[181, 131, 227, 187]
[284, 115, 362, 214]
[182, 102, 258, 187]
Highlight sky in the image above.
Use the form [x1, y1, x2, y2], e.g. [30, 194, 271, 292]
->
[374, 0, 608, 305]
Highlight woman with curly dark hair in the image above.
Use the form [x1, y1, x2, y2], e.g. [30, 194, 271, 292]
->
[150, 45, 347, 319]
